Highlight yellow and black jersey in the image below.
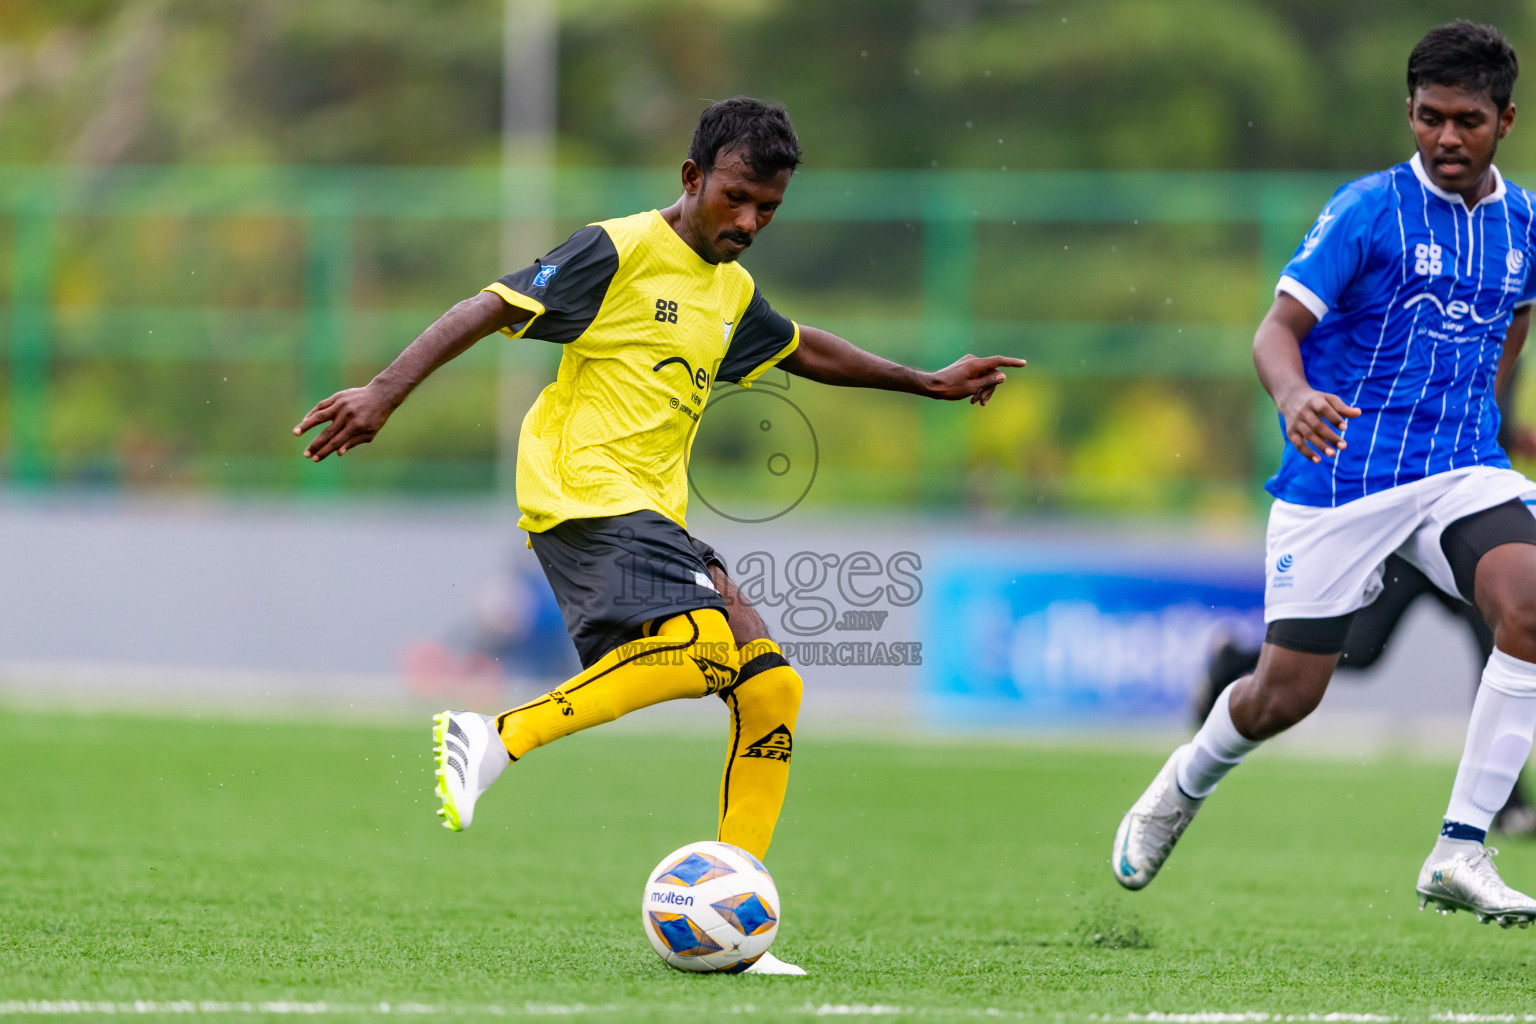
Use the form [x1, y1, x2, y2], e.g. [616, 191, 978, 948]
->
[483, 210, 800, 534]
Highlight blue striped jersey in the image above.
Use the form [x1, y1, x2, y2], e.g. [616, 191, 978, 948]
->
[1267, 153, 1536, 507]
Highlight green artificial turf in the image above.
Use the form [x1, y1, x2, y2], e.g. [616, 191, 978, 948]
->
[2, 709, 1534, 1022]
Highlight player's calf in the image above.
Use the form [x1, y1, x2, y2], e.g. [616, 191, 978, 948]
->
[718, 640, 802, 860]
[1227, 638, 1338, 740]
[1424, 645, 1536, 922]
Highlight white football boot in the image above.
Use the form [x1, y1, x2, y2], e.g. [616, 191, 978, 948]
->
[432, 710, 510, 831]
[744, 952, 806, 976]
[1112, 744, 1205, 890]
[1417, 845, 1536, 928]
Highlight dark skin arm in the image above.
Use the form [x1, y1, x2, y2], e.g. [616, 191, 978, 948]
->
[1494, 305, 1530, 400]
[296, 302, 1024, 460]
[293, 291, 534, 461]
[779, 324, 1026, 404]
[1494, 307, 1536, 457]
[1253, 292, 1361, 464]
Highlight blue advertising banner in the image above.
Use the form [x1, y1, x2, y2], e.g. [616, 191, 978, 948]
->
[921, 540, 1264, 725]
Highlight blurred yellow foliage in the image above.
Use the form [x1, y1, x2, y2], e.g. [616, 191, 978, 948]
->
[1067, 384, 1208, 510]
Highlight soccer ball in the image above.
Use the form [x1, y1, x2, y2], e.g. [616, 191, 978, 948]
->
[641, 840, 780, 973]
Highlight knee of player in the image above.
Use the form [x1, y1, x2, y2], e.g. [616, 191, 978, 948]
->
[1487, 593, 1536, 655]
[751, 665, 803, 709]
[1242, 669, 1325, 735]
[733, 643, 802, 707]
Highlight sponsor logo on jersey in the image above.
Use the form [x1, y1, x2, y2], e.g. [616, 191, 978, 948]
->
[1505, 249, 1529, 294]
[533, 263, 560, 287]
[1414, 242, 1443, 277]
[653, 355, 711, 391]
[1401, 292, 1506, 325]
[741, 725, 793, 762]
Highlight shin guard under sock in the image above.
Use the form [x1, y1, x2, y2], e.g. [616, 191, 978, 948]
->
[717, 640, 802, 860]
[1444, 648, 1536, 837]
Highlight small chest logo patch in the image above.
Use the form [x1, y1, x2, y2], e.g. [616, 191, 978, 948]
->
[533, 263, 560, 287]
[1510, 250, 1526, 275]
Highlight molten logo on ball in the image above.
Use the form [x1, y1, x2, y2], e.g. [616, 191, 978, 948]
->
[640, 841, 781, 973]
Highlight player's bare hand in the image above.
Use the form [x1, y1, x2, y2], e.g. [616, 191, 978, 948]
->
[1279, 388, 1361, 463]
[928, 354, 1028, 405]
[293, 383, 400, 462]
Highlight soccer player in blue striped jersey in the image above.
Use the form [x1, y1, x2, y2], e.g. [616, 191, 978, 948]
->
[1113, 21, 1536, 926]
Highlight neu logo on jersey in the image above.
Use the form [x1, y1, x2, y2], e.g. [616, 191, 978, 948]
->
[1400, 292, 1505, 325]
[653, 356, 710, 391]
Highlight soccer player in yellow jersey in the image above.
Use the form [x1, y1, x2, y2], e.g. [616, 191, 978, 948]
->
[294, 98, 1023, 972]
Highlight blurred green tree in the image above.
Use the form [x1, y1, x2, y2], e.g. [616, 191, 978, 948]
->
[6, 0, 1536, 517]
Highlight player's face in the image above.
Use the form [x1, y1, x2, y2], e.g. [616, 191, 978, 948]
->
[680, 147, 791, 264]
[1407, 83, 1515, 199]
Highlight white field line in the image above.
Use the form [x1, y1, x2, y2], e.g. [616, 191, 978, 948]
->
[1099, 1017, 1536, 1023]
[2, 1006, 1533, 1021]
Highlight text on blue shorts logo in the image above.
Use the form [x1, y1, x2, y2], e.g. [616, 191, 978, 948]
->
[533, 263, 560, 287]
[1276, 553, 1294, 574]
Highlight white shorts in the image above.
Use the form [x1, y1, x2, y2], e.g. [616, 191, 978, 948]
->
[1264, 466, 1535, 622]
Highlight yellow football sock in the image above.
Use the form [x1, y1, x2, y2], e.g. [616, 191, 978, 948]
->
[496, 608, 739, 760]
[717, 640, 803, 860]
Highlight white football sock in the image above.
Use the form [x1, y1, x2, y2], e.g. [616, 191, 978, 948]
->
[1442, 648, 1536, 837]
[1176, 684, 1262, 799]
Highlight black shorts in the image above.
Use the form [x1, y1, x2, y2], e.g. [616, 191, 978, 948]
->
[529, 509, 728, 668]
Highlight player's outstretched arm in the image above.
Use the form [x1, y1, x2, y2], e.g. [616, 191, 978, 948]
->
[293, 291, 533, 462]
[780, 325, 1025, 406]
[1253, 292, 1360, 464]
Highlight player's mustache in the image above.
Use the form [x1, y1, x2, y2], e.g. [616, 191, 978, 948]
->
[719, 232, 752, 248]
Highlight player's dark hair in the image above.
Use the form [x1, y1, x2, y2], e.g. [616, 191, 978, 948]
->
[1408, 21, 1519, 110]
[688, 97, 802, 180]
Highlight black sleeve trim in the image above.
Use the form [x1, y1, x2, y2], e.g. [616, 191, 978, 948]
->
[718, 287, 798, 385]
[496, 224, 619, 344]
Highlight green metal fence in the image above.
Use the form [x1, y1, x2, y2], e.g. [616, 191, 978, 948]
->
[0, 165, 1349, 514]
